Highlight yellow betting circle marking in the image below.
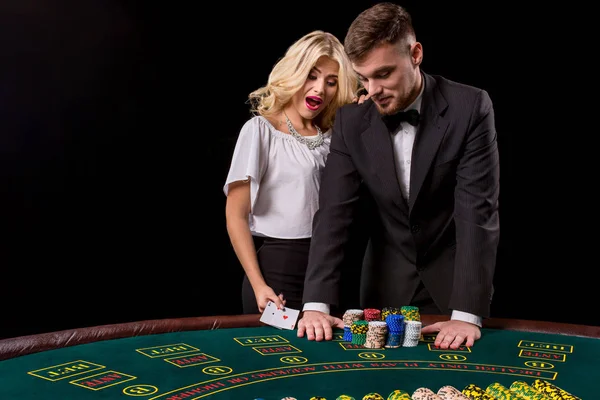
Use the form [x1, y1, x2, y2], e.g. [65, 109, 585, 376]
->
[202, 366, 233, 375]
[358, 352, 385, 360]
[439, 354, 467, 361]
[524, 361, 555, 369]
[280, 356, 308, 364]
[122, 384, 158, 396]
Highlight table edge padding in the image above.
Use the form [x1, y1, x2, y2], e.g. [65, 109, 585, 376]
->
[0, 314, 598, 361]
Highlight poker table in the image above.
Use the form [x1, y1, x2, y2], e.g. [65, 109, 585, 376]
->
[0, 314, 598, 399]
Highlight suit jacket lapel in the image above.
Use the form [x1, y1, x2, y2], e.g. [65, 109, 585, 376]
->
[408, 73, 449, 213]
[361, 104, 409, 214]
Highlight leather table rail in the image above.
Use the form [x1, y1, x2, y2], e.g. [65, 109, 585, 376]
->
[1, 314, 598, 361]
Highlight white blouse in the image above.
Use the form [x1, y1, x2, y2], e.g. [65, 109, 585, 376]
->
[223, 116, 331, 239]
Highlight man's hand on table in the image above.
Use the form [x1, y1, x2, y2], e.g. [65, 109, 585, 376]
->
[421, 319, 481, 349]
[297, 311, 344, 341]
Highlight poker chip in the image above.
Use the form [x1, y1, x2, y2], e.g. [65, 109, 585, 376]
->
[509, 381, 551, 400]
[343, 309, 365, 326]
[309, 397, 327, 400]
[387, 389, 412, 399]
[280, 398, 298, 400]
[363, 308, 381, 321]
[336, 396, 356, 400]
[486, 382, 520, 399]
[532, 379, 581, 400]
[400, 306, 420, 321]
[437, 385, 470, 399]
[381, 306, 401, 321]
[362, 393, 384, 400]
[462, 383, 495, 399]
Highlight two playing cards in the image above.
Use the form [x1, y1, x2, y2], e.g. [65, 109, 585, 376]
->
[259, 301, 300, 330]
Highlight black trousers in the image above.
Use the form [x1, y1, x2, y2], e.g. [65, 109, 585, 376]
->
[242, 237, 311, 314]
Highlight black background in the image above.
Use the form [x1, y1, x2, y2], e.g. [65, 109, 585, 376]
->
[0, 1, 594, 339]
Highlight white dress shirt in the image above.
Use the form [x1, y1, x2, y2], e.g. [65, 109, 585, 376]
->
[304, 81, 482, 327]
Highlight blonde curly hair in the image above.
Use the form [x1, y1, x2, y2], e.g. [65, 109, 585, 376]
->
[248, 30, 359, 131]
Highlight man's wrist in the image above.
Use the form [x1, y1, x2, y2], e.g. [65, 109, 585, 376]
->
[451, 310, 482, 327]
[302, 302, 330, 314]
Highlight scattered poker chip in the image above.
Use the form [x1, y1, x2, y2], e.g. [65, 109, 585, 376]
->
[362, 393, 384, 400]
[532, 379, 581, 400]
[387, 389, 412, 399]
[509, 381, 550, 400]
[438, 385, 469, 399]
[410, 387, 439, 400]
[336, 396, 356, 400]
[462, 383, 495, 399]
[486, 382, 515, 400]
[309, 397, 327, 400]
[280, 398, 298, 400]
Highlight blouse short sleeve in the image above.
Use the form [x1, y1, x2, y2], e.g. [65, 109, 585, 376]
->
[223, 117, 270, 211]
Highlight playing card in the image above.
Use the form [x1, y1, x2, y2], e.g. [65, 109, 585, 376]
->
[259, 301, 300, 330]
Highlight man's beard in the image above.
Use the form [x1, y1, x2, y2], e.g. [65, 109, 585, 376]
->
[375, 99, 402, 116]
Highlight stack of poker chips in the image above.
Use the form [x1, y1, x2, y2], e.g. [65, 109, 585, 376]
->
[412, 387, 441, 399]
[384, 314, 404, 348]
[342, 309, 364, 342]
[380, 306, 402, 321]
[509, 381, 551, 399]
[462, 383, 496, 399]
[363, 308, 381, 321]
[401, 320, 422, 347]
[438, 385, 470, 399]
[350, 320, 369, 345]
[532, 379, 581, 400]
[400, 305, 421, 321]
[363, 321, 388, 349]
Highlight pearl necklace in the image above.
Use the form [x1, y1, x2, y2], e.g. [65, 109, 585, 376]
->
[284, 112, 324, 150]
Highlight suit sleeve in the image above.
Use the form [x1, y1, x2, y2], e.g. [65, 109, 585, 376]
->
[302, 107, 363, 306]
[449, 89, 500, 317]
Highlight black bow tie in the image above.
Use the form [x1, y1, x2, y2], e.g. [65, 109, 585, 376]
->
[382, 109, 420, 133]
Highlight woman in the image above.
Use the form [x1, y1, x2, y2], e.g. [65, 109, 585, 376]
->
[223, 30, 359, 313]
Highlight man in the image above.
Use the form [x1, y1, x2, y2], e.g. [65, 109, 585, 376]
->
[297, 2, 500, 350]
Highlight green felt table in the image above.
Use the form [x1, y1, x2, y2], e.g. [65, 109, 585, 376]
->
[0, 314, 598, 399]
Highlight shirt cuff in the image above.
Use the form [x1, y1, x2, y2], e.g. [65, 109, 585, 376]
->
[302, 302, 330, 314]
[451, 310, 482, 327]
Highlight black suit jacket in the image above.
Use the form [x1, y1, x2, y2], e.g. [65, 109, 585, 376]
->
[303, 72, 500, 317]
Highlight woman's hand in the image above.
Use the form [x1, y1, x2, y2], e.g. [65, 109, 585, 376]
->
[255, 285, 286, 313]
[352, 88, 370, 104]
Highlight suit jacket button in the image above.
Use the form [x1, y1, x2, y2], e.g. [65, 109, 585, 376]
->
[411, 224, 420, 233]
